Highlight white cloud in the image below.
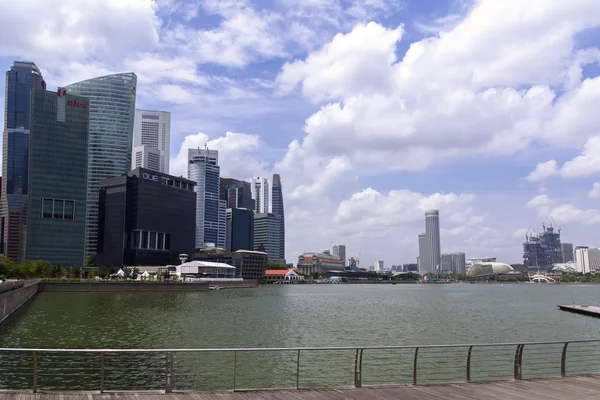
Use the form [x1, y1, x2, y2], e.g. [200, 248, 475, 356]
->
[513, 228, 529, 240]
[526, 194, 600, 225]
[589, 182, 600, 199]
[526, 160, 558, 182]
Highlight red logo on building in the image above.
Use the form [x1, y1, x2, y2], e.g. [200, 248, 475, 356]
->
[57, 89, 67, 97]
[66, 100, 88, 108]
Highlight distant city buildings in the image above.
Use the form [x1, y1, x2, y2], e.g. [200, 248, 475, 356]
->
[2, 61, 46, 261]
[561, 243, 574, 263]
[65, 72, 137, 262]
[523, 224, 563, 269]
[574, 246, 600, 273]
[25, 89, 89, 266]
[451, 253, 466, 274]
[426, 210, 441, 274]
[251, 177, 269, 213]
[333, 245, 346, 266]
[374, 260, 384, 273]
[132, 109, 170, 173]
[297, 252, 344, 276]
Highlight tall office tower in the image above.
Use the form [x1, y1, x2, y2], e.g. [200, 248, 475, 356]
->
[220, 178, 255, 209]
[425, 210, 441, 274]
[132, 109, 170, 173]
[132, 145, 161, 172]
[418, 232, 429, 274]
[65, 73, 137, 261]
[251, 177, 269, 213]
[253, 213, 281, 261]
[374, 260, 384, 273]
[451, 252, 466, 274]
[226, 208, 254, 251]
[441, 253, 452, 272]
[188, 148, 226, 249]
[1, 61, 46, 262]
[26, 89, 89, 266]
[561, 243, 574, 263]
[271, 174, 285, 263]
[333, 245, 346, 266]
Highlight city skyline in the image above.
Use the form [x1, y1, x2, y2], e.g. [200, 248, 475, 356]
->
[2, 1, 600, 264]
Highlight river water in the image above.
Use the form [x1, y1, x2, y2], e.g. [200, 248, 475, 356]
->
[1, 283, 599, 390]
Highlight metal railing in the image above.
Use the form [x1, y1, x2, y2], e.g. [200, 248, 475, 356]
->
[1, 339, 600, 392]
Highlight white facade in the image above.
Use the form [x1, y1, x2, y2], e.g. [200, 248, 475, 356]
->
[418, 233, 429, 274]
[425, 210, 441, 274]
[575, 247, 600, 273]
[132, 145, 161, 171]
[132, 109, 170, 173]
[374, 260, 384, 273]
[251, 177, 269, 213]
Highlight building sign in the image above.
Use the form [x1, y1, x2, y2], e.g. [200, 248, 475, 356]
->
[142, 172, 158, 182]
[66, 100, 88, 108]
[57, 89, 67, 97]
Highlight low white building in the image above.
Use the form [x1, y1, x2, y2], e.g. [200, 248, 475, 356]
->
[175, 261, 242, 282]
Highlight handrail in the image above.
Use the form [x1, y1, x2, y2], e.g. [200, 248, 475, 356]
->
[1, 338, 600, 393]
[1, 338, 599, 352]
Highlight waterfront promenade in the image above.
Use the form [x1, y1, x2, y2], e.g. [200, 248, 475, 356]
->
[2, 375, 600, 399]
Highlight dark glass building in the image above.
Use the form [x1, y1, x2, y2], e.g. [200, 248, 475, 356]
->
[26, 89, 89, 266]
[226, 208, 254, 251]
[97, 168, 196, 267]
[271, 174, 285, 263]
[1, 61, 46, 261]
[193, 249, 268, 281]
[220, 178, 255, 210]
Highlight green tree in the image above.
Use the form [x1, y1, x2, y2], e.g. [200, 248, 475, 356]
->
[131, 267, 140, 280]
[85, 253, 97, 267]
[0, 256, 16, 277]
[267, 261, 288, 270]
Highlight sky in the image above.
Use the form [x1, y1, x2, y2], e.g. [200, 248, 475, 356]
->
[2, 0, 600, 266]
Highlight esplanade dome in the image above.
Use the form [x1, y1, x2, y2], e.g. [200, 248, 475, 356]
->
[467, 262, 514, 277]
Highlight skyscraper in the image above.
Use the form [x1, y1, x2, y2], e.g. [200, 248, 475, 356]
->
[425, 210, 441, 275]
[418, 232, 429, 274]
[1, 61, 46, 262]
[333, 245, 346, 266]
[271, 174, 285, 263]
[220, 178, 255, 210]
[188, 148, 226, 249]
[374, 260, 384, 272]
[253, 213, 281, 261]
[26, 89, 89, 266]
[251, 177, 269, 213]
[65, 73, 137, 261]
[451, 252, 466, 274]
[561, 243, 574, 263]
[132, 109, 170, 173]
[226, 208, 254, 251]
[441, 253, 452, 273]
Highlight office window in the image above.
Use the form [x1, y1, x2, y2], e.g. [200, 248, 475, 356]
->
[149, 232, 157, 249]
[132, 231, 141, 248]
[141, 231, 148, 249]
[53, 200, 64, 219]
[165, 233, 171, 250]
[157, 232, 164, 250]
[42, 198, 53, 218]
[64, 201, 75, 220]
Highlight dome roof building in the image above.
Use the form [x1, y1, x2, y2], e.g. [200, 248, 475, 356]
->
[467, 262, 514, 277]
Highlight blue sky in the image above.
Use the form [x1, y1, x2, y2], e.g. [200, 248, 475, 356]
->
[2, 0, 600, 266]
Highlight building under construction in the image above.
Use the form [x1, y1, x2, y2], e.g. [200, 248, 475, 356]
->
[523, 223, 563, 269]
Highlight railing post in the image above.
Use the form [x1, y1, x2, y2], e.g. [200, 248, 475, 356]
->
[353, 349, 364, 388]
[561, 342, 569, 377]
[233, 350, 237, 391]
[32, 351, 38, 393]
[296, 350, 301, 389]
[165, 351, 173, 393]
[466, 346, 473, 383]
[100, 353, 105, 393]
[413, 347, 419, 385]
[513, 344, 524, 380]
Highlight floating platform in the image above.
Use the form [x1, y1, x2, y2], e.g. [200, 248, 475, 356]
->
[558, 304, 600, 318]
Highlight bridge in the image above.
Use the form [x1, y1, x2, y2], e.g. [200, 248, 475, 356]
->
[1, 339, 600, 397]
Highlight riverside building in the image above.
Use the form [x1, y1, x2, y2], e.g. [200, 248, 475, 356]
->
[193, 248, 268, 280]
[253, 213, 281, 262]
[25, 89, 89, 266]
[297, 252, 345, 276]
[96, 168, 196, 267]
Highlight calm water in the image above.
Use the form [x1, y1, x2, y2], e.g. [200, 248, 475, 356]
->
[1, 284, 600, 390]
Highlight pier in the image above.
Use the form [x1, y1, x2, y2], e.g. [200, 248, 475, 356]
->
[558, 304, 600, 318]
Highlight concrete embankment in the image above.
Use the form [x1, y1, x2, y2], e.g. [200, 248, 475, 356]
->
[38, 282, 210, 292]
[0, 280, 39, 323]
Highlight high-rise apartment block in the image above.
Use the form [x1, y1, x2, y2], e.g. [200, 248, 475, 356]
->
[575, 247, 600, 274]
[188, 148, 226, 249]
[374, 260, 384, 272]
[253, 213, 281, 262]
[65, 73, 137, 262]
[418, 232, 429, 274]
[271, 174, 285, 263]
[1, 61, 46, 261]
[425, 210, 441, 274]
[561, 243, 574, 263]
[132, 109, 170, 173]
[251, 177, 269, 213]
[333, 245, 346, 266]
[25, 89, 89, 266]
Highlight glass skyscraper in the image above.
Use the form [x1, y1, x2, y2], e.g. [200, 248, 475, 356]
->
[26, 89, 89, 266]
[1, 61, 46, 262]
[64, 73, 137, 261]
[271, 174, 285, 263]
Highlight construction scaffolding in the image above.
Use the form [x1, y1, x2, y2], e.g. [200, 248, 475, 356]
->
[523, 222, 563, 269]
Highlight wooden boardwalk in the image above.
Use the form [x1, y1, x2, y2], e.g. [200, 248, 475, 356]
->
[2, 375, 600, 400]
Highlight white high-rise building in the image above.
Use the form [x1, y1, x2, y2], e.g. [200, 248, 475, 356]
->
[418, 233, 429, 274]
[575, 247, 600, 273]
[132, 146, 161, 172]
[425, 210, 441, 275]
[251, 177, 269, 213]
[132, 109, 170, 173]
[188, 148, 225, 249]
[374, 260, 384, 273]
